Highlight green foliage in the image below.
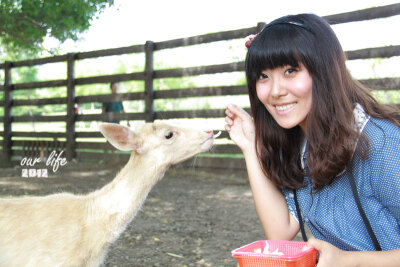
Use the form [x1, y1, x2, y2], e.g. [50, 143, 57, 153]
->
[371, 90, 400, 104]
[11, 66, 41, 117]
[0, 0, 114, 57]
[11, 66, 38, 83]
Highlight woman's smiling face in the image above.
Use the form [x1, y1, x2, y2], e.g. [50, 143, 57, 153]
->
[256, 63, 313, 132]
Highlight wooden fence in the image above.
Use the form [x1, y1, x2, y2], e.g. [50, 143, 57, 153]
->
[1, 3, 400, 169]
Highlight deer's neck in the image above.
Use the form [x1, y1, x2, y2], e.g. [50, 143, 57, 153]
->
[87, 153, 168, 240]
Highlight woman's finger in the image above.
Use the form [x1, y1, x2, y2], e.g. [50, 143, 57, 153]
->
[307, 237, 322, 250]
[225, 108, 233, 117]
[226, 104, 252, 121]
[225, 116, 233, 125]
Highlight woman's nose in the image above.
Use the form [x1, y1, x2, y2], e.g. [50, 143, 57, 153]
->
[270, 79, 287, 98]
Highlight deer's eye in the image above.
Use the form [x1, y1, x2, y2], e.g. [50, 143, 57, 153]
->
[165, 132, 174, 139]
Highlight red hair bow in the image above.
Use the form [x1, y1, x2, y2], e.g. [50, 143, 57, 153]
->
[245, 34, 257, 48]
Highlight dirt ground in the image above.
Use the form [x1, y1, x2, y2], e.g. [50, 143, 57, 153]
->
[0, 160, 302, 267]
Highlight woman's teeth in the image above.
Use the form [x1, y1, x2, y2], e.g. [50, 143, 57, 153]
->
[276, 103, 295, 111]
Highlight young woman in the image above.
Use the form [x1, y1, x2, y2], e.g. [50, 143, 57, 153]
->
[225, 13, 400, 266]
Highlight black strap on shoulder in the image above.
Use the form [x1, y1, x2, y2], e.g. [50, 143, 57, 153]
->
[347, 164, 382, 251]
[293, 165, 382, 250]
[293, 189, 308, 242]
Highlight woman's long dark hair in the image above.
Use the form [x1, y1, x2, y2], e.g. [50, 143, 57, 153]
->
[246, 13, 400, 191]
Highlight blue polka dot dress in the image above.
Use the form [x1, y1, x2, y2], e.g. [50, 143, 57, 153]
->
[282, 105, 400, 251]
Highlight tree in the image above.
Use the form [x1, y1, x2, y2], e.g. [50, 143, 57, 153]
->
[0, 0, 114, 58]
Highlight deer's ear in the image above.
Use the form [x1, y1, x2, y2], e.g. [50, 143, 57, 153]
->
[99, 123, 143, 151]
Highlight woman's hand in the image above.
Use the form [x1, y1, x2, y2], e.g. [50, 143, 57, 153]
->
[308, 238, 400, 267]
[307, 238, 348, 267]
[225, 104, 256, 154]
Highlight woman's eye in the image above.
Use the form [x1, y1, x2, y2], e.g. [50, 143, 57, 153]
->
[258, 73, 268, 80]
[165, 132, 174, 139]
[285, 68, 296, 75]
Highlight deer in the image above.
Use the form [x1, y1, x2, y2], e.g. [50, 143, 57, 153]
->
[0, 122, 218, 266]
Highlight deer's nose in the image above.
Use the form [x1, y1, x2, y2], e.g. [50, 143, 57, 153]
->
[205, 130, 213, 136]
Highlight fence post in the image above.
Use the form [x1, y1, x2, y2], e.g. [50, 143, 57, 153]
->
[2, 61, 13, 167]
[66, 53, 76, 162]
[257, 22, 266, 33]
[144, 41, 155, 122]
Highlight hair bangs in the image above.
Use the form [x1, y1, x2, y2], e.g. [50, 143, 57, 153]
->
[245, 25, 308, 83]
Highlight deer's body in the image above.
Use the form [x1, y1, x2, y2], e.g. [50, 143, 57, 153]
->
[0, 122, 215, 266]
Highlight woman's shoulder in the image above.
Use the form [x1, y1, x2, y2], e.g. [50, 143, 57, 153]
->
[362, 116, 400, 171]
[363, 116, 400, 142]
[362, 117, 400, 220]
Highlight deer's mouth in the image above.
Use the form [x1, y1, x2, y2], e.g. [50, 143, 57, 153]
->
[201, 138, 214, 151]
